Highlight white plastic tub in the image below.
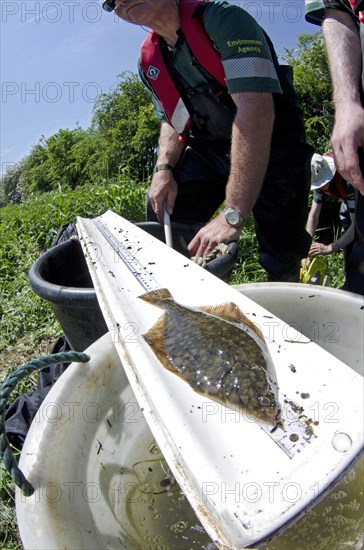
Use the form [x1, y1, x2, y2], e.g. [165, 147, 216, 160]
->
[235, 283, 364, 549]
[15, 283, 363, 549]
[236, 283, 363, 372]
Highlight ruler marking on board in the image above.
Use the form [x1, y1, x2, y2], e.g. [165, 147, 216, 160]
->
[94, 218, 160, 292]
[261, 414, 314, 459]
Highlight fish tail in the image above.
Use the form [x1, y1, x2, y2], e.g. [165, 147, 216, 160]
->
[139, 288, 172, 304]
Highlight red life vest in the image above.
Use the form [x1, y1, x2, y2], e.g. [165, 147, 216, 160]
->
[139, 0, 226, 136]
[348, 0, 364, 22]
[322, 155, 349, 201]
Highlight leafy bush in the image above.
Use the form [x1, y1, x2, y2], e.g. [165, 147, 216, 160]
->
[283, 33, 333, 152]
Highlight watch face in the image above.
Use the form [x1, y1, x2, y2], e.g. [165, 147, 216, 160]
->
[227, 210, 240, 225]
[225, 208, 242, 227]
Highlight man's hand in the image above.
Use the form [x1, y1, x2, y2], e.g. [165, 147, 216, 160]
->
[331, 103, 364, 194]
[187, 211, 242, 258]
[148, 170, 178, 222]
[148, 120, 185, 221]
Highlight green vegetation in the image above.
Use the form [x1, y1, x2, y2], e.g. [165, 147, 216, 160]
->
[283, 33, 333, 152]
[0, 34, 346, 548]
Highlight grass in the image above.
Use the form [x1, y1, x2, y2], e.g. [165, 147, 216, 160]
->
[0, 181, 345, 548]
[0, 463, 22, 550]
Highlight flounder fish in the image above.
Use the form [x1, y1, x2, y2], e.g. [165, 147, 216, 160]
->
[139, 288, 278, 424]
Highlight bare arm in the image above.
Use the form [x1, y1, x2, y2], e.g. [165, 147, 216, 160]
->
[225, 91, 274, 216]
[148, 120, 186, 221]
[309, 212, 355, 256]
[323, 9, 364, 193]
[188, 91, 274, 257]
[332, 212, 356, 251]
[306, 200, 322, 237]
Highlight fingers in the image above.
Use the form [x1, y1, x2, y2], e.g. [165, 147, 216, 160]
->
[330, 110, 364, 194]
[188, 214, 241, 258]
[309, 242, 331, 257]
[333, 145, 364, 194]
[308, 243, 321, 257]
[188, 228, 216, 257]
[149, 173, 177, 222]
[342, 159, 364, 195]
[166, 192, 176, 216]
[149, 190, 165, 222]
[188, 234, 219, 258]
[152, 197, 174, 222]
[152, 201, 163, 222]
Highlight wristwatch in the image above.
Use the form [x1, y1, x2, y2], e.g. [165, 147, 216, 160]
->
[223, 206, 245, 228]
[153, 163, 174, 174]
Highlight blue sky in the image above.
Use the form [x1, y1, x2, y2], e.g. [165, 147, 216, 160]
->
[0, 1, 319, 175]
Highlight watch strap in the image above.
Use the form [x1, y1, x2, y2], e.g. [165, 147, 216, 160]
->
[153, 163, 174, 174]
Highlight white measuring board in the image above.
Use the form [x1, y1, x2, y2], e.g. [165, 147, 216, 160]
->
[76, 210, 364, 549]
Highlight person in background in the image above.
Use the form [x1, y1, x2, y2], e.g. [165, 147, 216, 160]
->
[307, 154, 344, 245]
[305, 0, 364, 295]
[307, 153, 355, 279]
[103, 0, 313, 282]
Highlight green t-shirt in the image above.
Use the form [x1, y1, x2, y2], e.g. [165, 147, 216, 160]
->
[203, 1, 282, 94]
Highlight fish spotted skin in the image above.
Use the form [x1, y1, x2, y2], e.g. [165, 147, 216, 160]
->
[139, 288, 278, 424]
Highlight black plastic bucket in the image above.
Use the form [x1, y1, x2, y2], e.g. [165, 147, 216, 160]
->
[29, 238, 108, 352]
[136, 221, 203, 256]
[29, 222, 237, 351]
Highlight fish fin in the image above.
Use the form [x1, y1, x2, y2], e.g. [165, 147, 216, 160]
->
[142, 315, 177, 372]
[138, 288, 172, 304]
[143, 316, 166, 348]
[200, 303, 264, 341]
